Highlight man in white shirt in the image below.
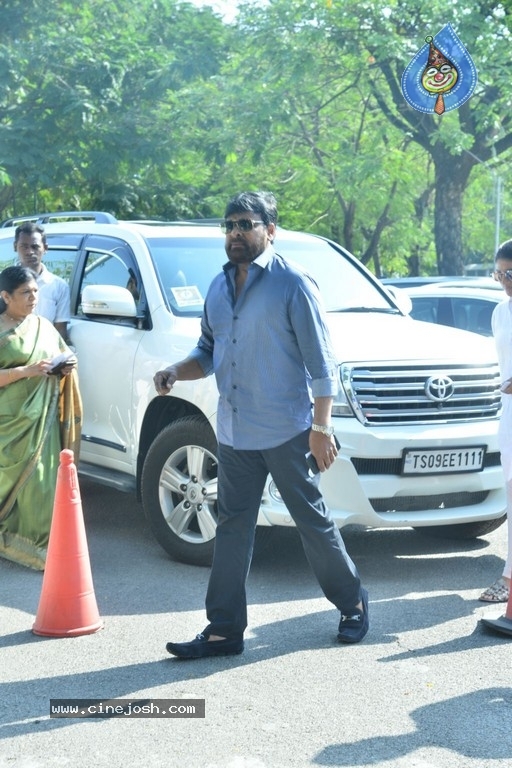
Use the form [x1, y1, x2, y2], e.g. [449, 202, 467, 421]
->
[13, 222, 70, 340]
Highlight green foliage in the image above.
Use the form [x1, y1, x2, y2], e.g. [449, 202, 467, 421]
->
[0, 0, 231, 218]
[0, 0, 510, 277]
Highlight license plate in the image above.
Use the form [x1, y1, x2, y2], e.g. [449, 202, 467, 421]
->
[401, 446, 486, 475]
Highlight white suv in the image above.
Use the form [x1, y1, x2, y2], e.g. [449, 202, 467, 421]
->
[0, 212, 506, 565]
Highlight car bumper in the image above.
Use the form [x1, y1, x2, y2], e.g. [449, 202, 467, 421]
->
[257, 418, 506, 529]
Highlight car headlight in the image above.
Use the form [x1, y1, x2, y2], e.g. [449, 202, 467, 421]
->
[331, 379, 354, 417]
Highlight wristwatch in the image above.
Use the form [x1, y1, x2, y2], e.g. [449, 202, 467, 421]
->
[311, 423, 334, 437]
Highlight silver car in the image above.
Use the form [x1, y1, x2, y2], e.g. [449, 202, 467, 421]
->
[404, 284, 503, 336]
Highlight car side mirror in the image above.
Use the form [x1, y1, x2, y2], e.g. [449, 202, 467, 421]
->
[81, 285, 137, 318]
[385, 286, 413, 315]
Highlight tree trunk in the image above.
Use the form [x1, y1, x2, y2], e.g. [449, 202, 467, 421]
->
[433, 152, 472, 275]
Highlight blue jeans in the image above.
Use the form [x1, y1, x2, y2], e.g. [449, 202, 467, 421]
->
[204, 429, 362, 639]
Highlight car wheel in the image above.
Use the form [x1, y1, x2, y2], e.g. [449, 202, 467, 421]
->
[414, 514, 506, 540]
[141, 416, 218, 566]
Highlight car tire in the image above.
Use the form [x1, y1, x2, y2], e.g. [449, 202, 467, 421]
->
[141, 416, 219, 566]
[414, 514, 507, 540]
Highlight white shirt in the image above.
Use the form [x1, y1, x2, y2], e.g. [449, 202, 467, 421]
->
[492, 298, 512, 473]
[35, 264, 71, 324]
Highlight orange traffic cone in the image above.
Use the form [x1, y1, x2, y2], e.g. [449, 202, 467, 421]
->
[481, 581, 512, 637]
[32, 449, 103, 637]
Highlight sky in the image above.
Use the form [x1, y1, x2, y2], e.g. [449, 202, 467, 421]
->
[186, 0, 240, 22]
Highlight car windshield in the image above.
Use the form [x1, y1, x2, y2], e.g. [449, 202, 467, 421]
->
[146, 233, 395, 317]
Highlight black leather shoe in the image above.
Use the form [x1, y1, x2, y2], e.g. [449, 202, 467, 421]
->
[337, 588, 369, 644]
[166, 633, 244, 659]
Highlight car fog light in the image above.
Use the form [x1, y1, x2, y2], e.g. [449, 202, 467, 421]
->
[268, 480, 283, 503]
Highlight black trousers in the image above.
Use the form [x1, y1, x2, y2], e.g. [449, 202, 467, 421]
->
[204, 429, 362, 639]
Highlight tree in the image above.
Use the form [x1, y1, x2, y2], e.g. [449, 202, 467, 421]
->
[195, 0, 439, 274]
[0, 0, 231, 218]
[1, 0, 509, 278]
[320, 0, 512, 273]
[208, 0, 512, 274]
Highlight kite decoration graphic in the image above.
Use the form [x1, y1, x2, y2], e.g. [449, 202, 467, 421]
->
[401, 24, 477, 114]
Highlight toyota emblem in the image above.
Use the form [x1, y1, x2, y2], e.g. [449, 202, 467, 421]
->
[425, 375, 455, 401]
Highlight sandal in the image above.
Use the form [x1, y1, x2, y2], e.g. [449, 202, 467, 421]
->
[478, 577, 510, 603]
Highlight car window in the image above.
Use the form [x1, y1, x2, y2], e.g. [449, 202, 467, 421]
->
[410, 294, 497, 336]
[77, 242, 144, 318]
[276, 237, 392, 312]
[147, 234, 394, 317]
[453, 297, 496, 336]
[147, 236, 224, 317]
[43, 246, 77, 283]
[0, 233, 78, 283]
[0, 236, 15, 270]
[44, 234, 82, 283]
[409, 296, 440, 324]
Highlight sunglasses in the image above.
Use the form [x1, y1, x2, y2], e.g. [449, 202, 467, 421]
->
[220, 219, 265, 234]
[492, 270, 512, 282]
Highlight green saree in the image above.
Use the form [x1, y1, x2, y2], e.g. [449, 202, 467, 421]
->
[0, 314, 82, 570]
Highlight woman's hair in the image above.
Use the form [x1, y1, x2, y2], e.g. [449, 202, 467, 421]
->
[224, 191, 278, 226]
[0, 265, 37, 313]
[495, 239, 512, 263]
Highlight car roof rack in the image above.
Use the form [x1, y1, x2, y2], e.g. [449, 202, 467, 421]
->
[0, 211, 118, 227]
[125, 218, 223, 226]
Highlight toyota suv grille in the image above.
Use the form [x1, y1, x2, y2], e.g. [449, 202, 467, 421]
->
[341, 362, 502, 425]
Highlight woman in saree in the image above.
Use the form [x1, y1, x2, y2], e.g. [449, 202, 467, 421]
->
[0, 265, 82, 570]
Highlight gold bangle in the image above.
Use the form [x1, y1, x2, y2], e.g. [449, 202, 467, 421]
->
[8, 369, 14, 383]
